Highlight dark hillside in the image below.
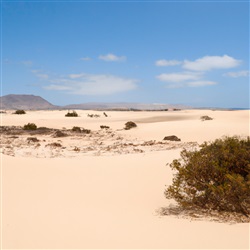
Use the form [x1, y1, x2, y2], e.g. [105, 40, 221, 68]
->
[0, 94, 57, 110]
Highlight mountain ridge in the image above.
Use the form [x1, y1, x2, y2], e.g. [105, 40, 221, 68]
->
[0, 94, 188, 110]
[0, 94, 58, 110]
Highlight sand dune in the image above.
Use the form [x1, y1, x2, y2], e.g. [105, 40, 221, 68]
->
[0, 109, 249, 249]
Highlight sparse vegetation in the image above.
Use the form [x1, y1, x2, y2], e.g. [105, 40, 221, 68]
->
[88, 114, 100, 118]
[71, 126, 90, 134]
[163, 135, 181, 141]
[100, 125, 110, 129]
[124, 121, 137, 130]
[200, 115, 213, 121]
[46, 142, 62, 147]
[73, 146, 80, 152]
[53, 130, 67, 137]
[82, 128, 91, 134]
[14, 110, 26, 115]
[72, 126, 81, 132]
[23, 123, 37, 130]
[165, 136, 250, 217]
[27, 137, 39, 142]
[65, 111, 78, 117]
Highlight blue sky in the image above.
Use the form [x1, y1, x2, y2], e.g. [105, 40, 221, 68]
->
[2, 0, 249, 108]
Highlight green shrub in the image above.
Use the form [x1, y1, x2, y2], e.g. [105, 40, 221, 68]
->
[46, 142, 62, 147]
[71, 126, 90, 134]
[27, 137, 39, 142]
[14, 110, 26, 115]
[100, 125, 110, 129]
[53, 130, 67, 137]
[200, 115, 213, 121]
[124, 121, 137, 130]
[82, 128, 91, 134]
[165, 136, 250, 216]
[23, 123, 37, 130]
[72, 126, 81, 132]
[65, 111, 78, 117]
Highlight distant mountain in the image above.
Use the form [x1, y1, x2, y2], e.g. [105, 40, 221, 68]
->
[0, 94, 189, 110]
[0, 94, 57, 110]
[64, 102, 188, 111]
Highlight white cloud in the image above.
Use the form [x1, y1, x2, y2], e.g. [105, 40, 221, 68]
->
[31, 70, 49, 79]
[21, 60, 33, 66]
[166, 83, 185, 89]
[44, 85, 72, 91]
[36, 74, 49, 79]
[166, 80, 217, 88]
[44, 73, 138, 95]
[156, 71, 217, 88]
[99, 53, 126, 62]
[80, 57, 91, 61]
[186, 81, 217, 87]
[223, 70, 249, 78]
[183, 55, 241, 71]
[156, 72, 202, 82]
[155, 59, 182, 67]
[68, 73, 87, 79]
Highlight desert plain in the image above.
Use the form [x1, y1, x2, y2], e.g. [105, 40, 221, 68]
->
[0, 109, 249, 249]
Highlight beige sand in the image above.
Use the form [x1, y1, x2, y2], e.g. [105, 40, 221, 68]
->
[0, 109, 249, 249]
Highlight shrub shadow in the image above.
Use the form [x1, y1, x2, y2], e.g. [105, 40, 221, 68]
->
[156, 204, 250, 224]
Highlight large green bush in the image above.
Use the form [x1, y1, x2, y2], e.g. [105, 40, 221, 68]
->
[165, 136, 250, 217]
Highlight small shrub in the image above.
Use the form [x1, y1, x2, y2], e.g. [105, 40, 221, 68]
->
[14, 110, 26, 115]
[65, 111, 78, 117]
[124, 121, 137, 130]
[27, 137, 39, 142]
[53, 130, 67, 137]
[71, 126, 91, 134]
[37, 127, 50, 130]
[46, 142, 62, 147]
[165, 136, 250, 217]
[35, 127, 52, 134]
[163, 135, 181, 141]
[200, 115, 213, 121]
[100, 125, 110, 129]
[88, 114, 100, 118]
[23, 123, 37, 130]
[73, 146, 80, 152]
[82, 128, 91, 134]
[72, 126, 81, 132]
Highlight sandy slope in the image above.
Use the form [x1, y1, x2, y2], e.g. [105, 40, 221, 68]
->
[0, 109, 249, 249]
